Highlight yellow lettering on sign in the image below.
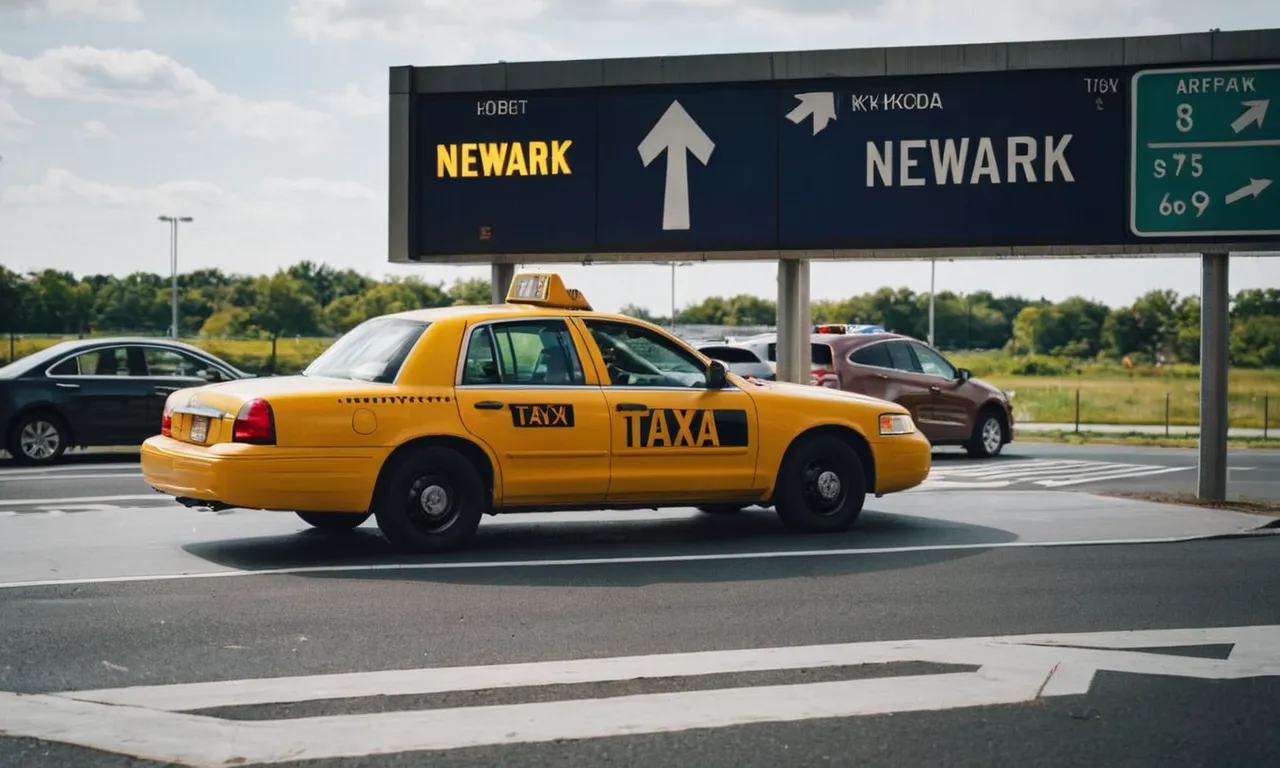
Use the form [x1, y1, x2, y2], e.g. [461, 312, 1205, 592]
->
[435, 141, 574, 178]
[461, 143, 478, 177]
[645, 411, 671, 447]
[436, 144, 457, 177]
[695, 411, 720, 447]
[479, 142, 508, 175]
[672, 409, 697, 447]
[528, 407, 545, 425]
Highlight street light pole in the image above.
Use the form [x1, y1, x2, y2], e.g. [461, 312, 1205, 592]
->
[927, 259, 936, 346]
[158, 215, 193, 338]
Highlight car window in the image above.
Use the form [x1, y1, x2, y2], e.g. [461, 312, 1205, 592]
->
[49, 347, 130, 376]
[811, 343, 833, 366]
[462, 320, 586, 386]
[143, 347, 213, 378]
[698, 346, 760, 364]
[885, 341, 922, 373]
[850, 342, 893, 369]
[582, 320, 708, 389]
[303, 317, 429, 383]
[910, 343, 957, 380]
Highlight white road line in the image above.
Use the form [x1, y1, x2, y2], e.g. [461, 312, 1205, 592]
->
[0, 494, 165, 506]
[4, 531, 1278, 592]
[0, 463, 139, 474]
[4, 625, 1277, 766]
[0, 472, 144, 482]
[1036, 466, 1193, 487]
[61, 625, 1280, 713]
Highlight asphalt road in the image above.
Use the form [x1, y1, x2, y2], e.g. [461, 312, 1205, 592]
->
[1, 442, 1275, 514]
[2, 445, 1279, 767]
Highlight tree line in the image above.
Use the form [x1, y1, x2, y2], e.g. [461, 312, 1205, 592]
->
[1, 262, 1277, 367]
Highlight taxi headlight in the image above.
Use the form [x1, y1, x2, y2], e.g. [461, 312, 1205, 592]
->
[879, 413, 915, 436]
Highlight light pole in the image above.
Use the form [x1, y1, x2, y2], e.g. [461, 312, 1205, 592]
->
[928, 259, 936, 347]
[158, 215, 193, 338]
[659, 261, 693, 331]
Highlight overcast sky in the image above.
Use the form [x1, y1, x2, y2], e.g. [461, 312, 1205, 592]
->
[1, 0, 1278, 315]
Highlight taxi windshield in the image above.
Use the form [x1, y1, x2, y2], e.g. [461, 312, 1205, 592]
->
[303, 317, 429, 383]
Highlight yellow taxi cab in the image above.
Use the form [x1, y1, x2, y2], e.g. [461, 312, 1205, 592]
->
[140, 272, 932, 553]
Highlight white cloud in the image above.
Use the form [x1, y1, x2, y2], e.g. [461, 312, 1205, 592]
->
[1, 168, 224, 207]
[78, 118, 114, 139]
[2, 168, 382, 222]
[0, 96, 32, 139]
[0, 0, 143, 21]
[313, 83, 384, 118]
[0, 46, 338, 153]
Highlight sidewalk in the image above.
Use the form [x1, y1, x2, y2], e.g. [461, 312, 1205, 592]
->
[1018, 422, 1270, 438]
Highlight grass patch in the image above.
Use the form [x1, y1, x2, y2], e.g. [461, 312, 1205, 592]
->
[1101, 491, 1280, 519]
[1017, 430, 1280, 450]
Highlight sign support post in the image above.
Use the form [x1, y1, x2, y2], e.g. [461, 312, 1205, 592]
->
[1198, 251, 1231, 501]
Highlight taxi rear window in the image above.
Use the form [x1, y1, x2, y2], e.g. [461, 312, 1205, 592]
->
[303, 317, 429, 383]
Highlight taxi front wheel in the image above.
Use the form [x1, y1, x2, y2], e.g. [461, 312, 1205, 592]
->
[773, 435, 866, 534]
[372, 445, 487, 553]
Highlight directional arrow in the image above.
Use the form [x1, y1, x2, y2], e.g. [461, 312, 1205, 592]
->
[638, 100, 715, 231]
[786, 92, 837, 135]
[1225, 177, 1273, 204]
[1231, 99, 1270, 133]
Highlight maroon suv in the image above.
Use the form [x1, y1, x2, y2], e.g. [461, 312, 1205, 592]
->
[810, 332, 1015, 457]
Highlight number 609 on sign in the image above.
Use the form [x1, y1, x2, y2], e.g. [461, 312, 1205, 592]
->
[1159, 191, 1210, 218]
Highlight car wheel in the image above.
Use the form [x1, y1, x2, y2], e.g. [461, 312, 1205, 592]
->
[7, 412, 69, 466]
[372, 445, 487, 553]
[696, 503, 748, 515]
[966, 411, 1006, 458]
[772, 434, 866, 534]
[295, 511, 371, 531]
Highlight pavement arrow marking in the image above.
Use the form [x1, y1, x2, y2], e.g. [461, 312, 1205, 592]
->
[785, 92, 836, 135]
[1225, 177, 1273, 205]
[3, 625, 1278, 766]
[638, 100, 715, 231]
[1231, 99, 1270, 133]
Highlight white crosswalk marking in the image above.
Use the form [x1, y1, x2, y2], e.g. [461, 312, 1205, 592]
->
[923, 459, 1194, 489]
[2, 625, 1278, 766]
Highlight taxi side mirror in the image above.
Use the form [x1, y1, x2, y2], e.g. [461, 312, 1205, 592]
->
[707, 359, 728, 389]
[957, 367, 972, 382]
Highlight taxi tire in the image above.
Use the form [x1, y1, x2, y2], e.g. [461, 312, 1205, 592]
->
[372, 446, 486, 554]
[773, 434, 866, 534]
[296, 511, 371, 531]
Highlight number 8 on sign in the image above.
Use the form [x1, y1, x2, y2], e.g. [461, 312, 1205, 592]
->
[1175, 103, 1193, 133]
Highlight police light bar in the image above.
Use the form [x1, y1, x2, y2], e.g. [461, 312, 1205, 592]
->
[506, 272, 593, 311]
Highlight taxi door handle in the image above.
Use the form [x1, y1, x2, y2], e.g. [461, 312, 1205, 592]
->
[615, 403, 647, 412]
[474, 400, 504, 410]
[929, 385, 941, 394]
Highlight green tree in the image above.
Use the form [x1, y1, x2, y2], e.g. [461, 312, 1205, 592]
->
[245, 273, 323, 372]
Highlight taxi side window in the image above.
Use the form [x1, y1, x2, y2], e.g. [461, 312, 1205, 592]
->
[461, 321, 586, 386]
[581, 320, 708, 389]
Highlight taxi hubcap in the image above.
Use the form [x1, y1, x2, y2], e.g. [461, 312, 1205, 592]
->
[406, 476, 459, 534]
[419, 484, 449, 517]
[20, 420, 60, 460]
[802, 460, 846, 515]
[815, 470, 841, 500]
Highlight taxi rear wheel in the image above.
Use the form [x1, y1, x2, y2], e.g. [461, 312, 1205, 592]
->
[295, 511, 371, 531]
[372, 446, 486, 553]
[773, 434, 866, 534]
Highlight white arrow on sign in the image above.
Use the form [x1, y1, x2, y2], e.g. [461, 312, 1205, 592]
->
[1231, 99, 1270, 133]
[786, 91, 837, 135]
[1225, 177, 1273, 204]
[638, 100, 715, 231]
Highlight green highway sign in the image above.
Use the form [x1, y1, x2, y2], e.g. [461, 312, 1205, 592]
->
[1130, 63, 1280, 237]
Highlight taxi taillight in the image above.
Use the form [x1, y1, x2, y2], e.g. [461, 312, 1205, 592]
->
[233, 399, 276, 445]
[811, 366, 840, 389]
[160, 408, 172, 437]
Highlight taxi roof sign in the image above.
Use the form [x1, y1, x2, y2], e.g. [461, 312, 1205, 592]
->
[506, 272, 593, 311]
